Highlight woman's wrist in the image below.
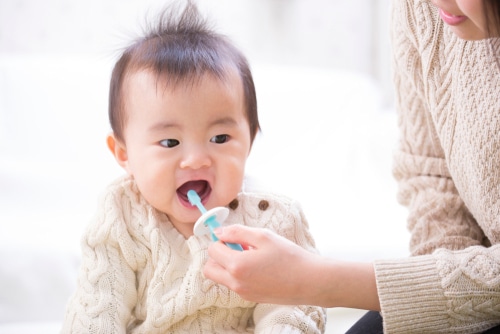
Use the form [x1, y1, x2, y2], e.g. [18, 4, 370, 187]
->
[306, 256, 380, 310]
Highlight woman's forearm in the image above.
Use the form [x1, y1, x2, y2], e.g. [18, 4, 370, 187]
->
[310, 257, 380, 310]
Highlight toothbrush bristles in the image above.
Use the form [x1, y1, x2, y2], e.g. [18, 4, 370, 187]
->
[187, 190, 207, 214]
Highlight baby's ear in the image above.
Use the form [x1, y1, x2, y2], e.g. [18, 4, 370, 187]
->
[106, 133, 129, 171]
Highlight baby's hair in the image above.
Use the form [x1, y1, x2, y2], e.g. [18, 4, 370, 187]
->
[108, 0, 259, 143]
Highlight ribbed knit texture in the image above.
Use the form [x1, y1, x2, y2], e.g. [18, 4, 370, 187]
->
[61, 176, 325, 333]
[374, 0, 500, 333]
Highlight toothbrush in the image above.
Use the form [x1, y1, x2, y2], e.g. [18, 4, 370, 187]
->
[187, 190, 243, 251]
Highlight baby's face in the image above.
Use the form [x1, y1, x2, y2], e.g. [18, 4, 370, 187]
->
[119, 69, 251, 237]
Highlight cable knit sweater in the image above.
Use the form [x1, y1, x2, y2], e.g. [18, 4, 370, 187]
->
[61, 176, 325, 333]
[373, 0, 500, 333]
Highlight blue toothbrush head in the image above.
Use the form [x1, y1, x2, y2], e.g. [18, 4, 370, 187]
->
[187, 189, 207, 214]
[187, 189, 200, 206]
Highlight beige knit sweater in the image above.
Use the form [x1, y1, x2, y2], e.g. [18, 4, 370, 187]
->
[374, 0, 500, 333]
[61, 176, 325, 333]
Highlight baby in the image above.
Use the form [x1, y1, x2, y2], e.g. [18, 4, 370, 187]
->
[61, 1, 325, 333]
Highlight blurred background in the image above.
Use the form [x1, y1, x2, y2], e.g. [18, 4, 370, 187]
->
[0, 0, 394, 100]
[0, 0, 408, 333]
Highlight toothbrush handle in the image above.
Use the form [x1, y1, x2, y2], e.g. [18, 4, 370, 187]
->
[201, 210, 243, 251]
[209, 220, 243, 251]
[210, 231, 243, 251]
[225, 242, 243, 251]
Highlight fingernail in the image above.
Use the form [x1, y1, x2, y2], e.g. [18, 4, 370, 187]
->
[213, 227, 224, 236]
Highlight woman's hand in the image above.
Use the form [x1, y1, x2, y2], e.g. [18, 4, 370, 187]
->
[203, 224, 380, 310]
[204, 224, 325, 305]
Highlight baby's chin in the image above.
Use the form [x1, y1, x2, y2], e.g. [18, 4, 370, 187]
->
[166, 212, 198, 237]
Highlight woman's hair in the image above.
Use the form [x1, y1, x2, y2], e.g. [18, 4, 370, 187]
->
[109, 0, 259, 144]
[484, 0, 500, 37]
[483, 0, 500, 67]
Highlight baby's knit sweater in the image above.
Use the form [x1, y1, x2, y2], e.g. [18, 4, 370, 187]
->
[61, 176, 325, 333]
[374, 0, 500, 333]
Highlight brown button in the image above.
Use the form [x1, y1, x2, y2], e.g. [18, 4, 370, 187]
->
[258, 200, 269, 211]
[228, 199, 239, 210]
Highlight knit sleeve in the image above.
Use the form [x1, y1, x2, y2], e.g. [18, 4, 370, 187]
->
[250, 195, 326, 333]
[375, 245, 500, 333]
[253, 304, 325, 334]
[61, 182, 140, 333]
[390, 0, 483, 256]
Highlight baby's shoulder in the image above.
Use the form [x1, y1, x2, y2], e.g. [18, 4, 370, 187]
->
[236, 191, 298, 208]
[103, 174, 138, 196]
[229, 192, 309, 234]
[232, 191, 304, 221]
[98, 175, 147, 209]
[91, 175, 151, 230]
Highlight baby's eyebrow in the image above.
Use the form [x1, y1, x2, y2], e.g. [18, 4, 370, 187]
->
[148, 121, 178, 132]
[147, 116, 238, 132]
[210, 116, 238, 127]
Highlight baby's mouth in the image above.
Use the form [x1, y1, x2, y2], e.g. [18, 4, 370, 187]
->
[177, 180, 211, 206]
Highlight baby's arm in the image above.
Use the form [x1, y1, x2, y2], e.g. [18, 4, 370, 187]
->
[61, 201, 138, 332]
[253, 303, 325, 334]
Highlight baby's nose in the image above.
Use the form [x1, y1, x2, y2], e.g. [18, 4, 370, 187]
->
[179, 146, 211, 169]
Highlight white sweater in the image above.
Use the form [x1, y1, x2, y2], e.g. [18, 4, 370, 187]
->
[61, 176, 325, 333]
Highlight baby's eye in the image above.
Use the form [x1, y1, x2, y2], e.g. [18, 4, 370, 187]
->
[159, 139, 180, 148]
[210, 134, 229, 144]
